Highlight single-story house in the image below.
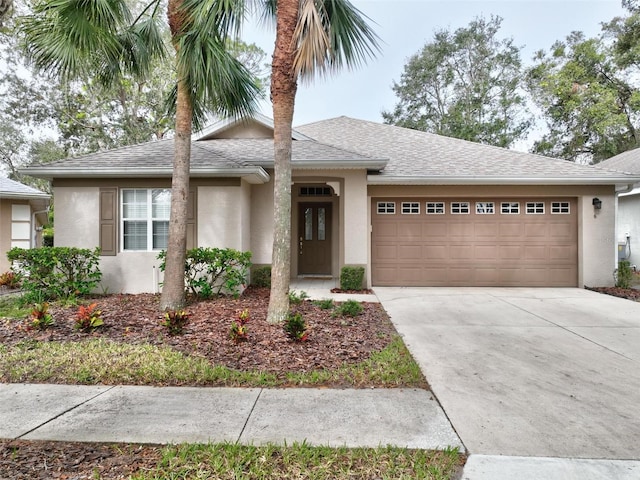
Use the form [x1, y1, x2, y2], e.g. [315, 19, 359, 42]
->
[597, 149, 640, 268]
[22, 114, 640, 293]
[0, 177, 50, 273]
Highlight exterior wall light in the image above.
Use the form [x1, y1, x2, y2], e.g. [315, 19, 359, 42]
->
[592, 197, 602, 210]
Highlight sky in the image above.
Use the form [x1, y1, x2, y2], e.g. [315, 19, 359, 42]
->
[239, 0, 627, 143]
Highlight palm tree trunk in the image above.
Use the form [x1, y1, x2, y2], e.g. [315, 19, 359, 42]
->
[161, 0, 192, 311]
[267, 0, 299, 324]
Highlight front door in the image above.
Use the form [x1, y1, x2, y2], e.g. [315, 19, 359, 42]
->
[298, 203, 332, 275]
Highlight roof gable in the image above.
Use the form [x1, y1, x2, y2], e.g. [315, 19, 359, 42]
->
[196, 112, 311, 141]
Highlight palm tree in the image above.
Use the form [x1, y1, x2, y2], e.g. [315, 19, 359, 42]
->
[266, 0, 380, 323]
[20, 0, 259, 311]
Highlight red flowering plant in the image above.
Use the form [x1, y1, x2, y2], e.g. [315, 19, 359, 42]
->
[230, 309, 250, 343]
[75, 303, 103, 332]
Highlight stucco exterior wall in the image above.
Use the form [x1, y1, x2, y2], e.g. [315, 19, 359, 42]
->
[240, 180, 252, 252]
[55, 187, 100, 248]
[0, 200, 10, 272]
[100, 253, 163, 294]
[579, 192, 617, 287]
[197, 185, 246, 250]
[249, 177, 275, 265]
[617, 191, 640, 268]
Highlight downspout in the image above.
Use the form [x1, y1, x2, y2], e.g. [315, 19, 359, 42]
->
[616, 183, 636, 194]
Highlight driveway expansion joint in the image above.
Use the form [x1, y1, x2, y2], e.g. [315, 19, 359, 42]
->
[237, 388, 263, 443]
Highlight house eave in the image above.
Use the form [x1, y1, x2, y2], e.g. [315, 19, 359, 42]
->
[366, 175, 640, 186]
[0, 191, 51, 200]
[262, 160, 388, 170]
[21, 167, 271, 184]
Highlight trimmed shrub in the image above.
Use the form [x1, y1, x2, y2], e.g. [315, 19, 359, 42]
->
[158, 247, 252, 298]
[340, 266, 365, 291]
[252, 266, 272, 288]
[334, 299, 364, 317]
[7, 247, 102, 302]
[616, 260, 633, 289]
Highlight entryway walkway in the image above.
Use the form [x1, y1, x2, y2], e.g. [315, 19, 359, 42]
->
[290, 278, 378, 303]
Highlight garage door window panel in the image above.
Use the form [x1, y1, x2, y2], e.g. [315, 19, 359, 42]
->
[401, 202, 420, 214]
[476, 202, 495, 214]
[451, 202, 470, 214]
[426, 202, 445, 214]
[377, 202, 395, 214]
[551, 202, 570, 214]
[526, 202, 545, 214]
[501, 202, 520, 214]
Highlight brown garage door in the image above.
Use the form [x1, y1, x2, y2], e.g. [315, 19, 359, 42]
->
[371, 198, 577, 287]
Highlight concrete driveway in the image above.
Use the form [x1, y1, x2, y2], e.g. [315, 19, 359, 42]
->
[374, 287, 640, 460]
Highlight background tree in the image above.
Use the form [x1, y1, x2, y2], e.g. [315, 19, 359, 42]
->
[266, 0, 379, 323]
[382, 15, 531, 148]
[526, 27, 640, 164]
[0, 0, 11, 26]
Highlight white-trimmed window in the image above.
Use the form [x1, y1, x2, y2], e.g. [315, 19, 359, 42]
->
[401, 202, 420, 214]
[451, 202, 470, 214]
[426, 202, 445, 214]
[526, 202, 545, 214]
[476, 202, 495, 214]
[377, 202, 395, 214]
[121, 189, 171, 251]
[501, 202, 520, 214]
[551, 201, 570, 214]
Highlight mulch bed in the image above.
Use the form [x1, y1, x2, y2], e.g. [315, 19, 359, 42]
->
[585, 285, 640, 301]
[0, 440, 162, 479]
[0, 287, 397, 382]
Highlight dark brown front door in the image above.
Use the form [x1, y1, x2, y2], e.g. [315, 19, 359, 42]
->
[298, 203, 332, 275]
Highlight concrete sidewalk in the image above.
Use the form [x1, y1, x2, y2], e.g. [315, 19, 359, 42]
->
[0, 383, 462, 449]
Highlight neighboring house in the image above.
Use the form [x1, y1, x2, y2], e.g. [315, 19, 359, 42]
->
[598, 149, 640, 269]
[22, 114, 640, 293]
[0, 177, 50, 273]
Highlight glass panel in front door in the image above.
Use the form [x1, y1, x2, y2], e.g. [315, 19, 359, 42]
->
[318, 208, 325, 241]
[304, 208, 313, 240]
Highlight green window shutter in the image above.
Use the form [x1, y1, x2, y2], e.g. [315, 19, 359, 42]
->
[99, 187, 118, 256]
[187, 188, 197, 250]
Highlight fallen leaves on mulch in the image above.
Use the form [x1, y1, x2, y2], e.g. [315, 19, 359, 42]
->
[0, 287, 397, 382]
[585, 286, 640, 302]
[0, 440, 162, 479]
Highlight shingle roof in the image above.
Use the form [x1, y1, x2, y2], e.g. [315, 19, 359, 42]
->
[296, 116, 640, 185]
[0, 177, 49, 198]
[23, 137, 384, 180]
[22, 115, 640, 186]
[597, 148, 640, 174]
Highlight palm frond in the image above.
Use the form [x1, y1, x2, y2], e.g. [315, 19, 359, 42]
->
[174, 31, 261, 129]
[20, 0, 165, 85]
[257, 0, 277, 28]
[294, 0, 381, 81]
[294, 0, 331, 78]
[180, 0, 247, 42]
